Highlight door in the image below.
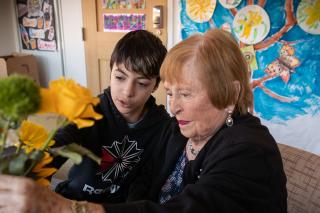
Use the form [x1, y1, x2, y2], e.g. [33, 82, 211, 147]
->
[82, 0, 168, 106]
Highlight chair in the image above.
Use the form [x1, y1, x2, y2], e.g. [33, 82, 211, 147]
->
[278, 143, 320, 213]
[0, 58, 8, 78]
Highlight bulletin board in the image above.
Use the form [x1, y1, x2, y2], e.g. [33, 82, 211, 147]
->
[16, 0, 57, 51]
[179, 0, 320, 153]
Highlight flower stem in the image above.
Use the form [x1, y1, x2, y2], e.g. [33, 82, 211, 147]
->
[40, 118, 68, 151]
[15, 141, 23, 154]
[23, 154, 41, 176]
[23, 118, 68, 176]
[0, 120, 10, 153]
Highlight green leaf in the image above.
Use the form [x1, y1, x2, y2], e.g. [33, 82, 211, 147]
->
[0, 159, 9, 173]
[0, 146, 17, 173]
[8, 152, 28, 175]
[53, 147, 83, 165]
[51, 143, 101, 165]
[67, 143, 101, 165]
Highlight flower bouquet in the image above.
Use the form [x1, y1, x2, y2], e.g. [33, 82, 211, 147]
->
[0, 75, 102, 186]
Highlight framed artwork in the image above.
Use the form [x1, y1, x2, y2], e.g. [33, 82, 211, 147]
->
[103, 13, 146, 32]
[16, 0, 57, 51]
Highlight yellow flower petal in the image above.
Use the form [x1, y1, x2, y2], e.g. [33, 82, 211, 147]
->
[32, 152, 57, 186]
[33, 152, 53, 170]
[37, 78, 102, 129]
[91, 97, 100, 106]
[19, 121, 54, 151]
[38, 89, 57, 114]
[73, 118, 95, 129]
[35, 178, 51, 186]
[81, 105, 103, 120]
[34, 167, 57, 178]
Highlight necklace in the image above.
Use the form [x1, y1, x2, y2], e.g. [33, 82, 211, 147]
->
[187, 140, 200, 157]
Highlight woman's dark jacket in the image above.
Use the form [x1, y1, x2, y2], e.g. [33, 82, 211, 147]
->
[104, 113, 287, 213]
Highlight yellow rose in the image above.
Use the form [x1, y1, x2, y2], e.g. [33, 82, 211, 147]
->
[39, 78, 103, 128]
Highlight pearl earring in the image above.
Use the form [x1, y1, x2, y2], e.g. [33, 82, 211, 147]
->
[226, 110, 233, 127]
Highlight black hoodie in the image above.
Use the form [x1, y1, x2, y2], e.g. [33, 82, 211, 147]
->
[53, 88, 170, 203]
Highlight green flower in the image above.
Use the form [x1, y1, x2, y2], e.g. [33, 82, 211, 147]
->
[0, 75, 41, 122]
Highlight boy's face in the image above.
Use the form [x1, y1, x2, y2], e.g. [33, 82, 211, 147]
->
[110, 63, 157, 123]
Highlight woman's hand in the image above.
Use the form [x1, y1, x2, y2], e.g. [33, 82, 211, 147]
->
[0, 175, 105, 213]
[0, 175, 70, 213]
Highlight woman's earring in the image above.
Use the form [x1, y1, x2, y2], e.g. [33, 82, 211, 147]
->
[226, 110, 233, 127]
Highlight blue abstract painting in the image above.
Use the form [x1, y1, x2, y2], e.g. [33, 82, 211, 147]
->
[179, 0, 320, 153]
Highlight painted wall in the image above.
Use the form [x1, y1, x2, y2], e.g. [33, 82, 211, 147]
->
[175, 0, 320, 154]
[59, 0, 87, 86]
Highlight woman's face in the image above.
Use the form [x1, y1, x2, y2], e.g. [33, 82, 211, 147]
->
[110, 63, 157, 123]
[164, 64, 227, 142]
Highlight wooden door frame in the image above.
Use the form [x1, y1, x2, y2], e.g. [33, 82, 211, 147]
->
[82, 0, 100, 95]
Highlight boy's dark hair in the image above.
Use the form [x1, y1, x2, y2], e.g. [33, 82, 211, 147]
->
[110, 30, 167, 86]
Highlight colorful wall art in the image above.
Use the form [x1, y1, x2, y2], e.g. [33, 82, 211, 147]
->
[16, 0, 57, 51]
[180, 0, 320, 153]
[103, 13, 146, 32]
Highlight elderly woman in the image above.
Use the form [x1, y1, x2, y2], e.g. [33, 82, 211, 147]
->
[0, 29, 287, 213]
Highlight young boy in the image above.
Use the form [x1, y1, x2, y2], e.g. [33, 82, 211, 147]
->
[52, 30, 170, 203]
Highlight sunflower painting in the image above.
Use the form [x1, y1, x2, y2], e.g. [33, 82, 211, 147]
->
[297, 0, 320, 35]
[186, 0, 216, 23]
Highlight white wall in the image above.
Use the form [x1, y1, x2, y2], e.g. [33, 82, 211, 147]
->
[59, 0, 86, 86]
[0, 0, 19, 56]
[21, 50, 64, 86]
[167, 1, 181, 49]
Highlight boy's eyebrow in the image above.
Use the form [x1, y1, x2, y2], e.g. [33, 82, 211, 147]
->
[114, 68, 128, 76]
[138, 76, 151, 80]
[115, 68, 151, 80]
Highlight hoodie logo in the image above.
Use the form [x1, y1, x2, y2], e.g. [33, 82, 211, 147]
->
[98, 136, 143, 183]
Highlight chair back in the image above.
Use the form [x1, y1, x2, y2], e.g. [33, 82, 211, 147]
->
[278, 143, 320, 213]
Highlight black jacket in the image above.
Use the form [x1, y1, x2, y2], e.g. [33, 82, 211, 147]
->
[53, 88, 170, 203]
[104, 113, 287, 213]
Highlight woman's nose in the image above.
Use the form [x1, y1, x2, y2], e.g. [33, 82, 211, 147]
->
[170, 97, 181, 115]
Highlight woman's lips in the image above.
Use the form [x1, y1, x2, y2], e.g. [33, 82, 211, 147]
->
[178, 120, 190, 125]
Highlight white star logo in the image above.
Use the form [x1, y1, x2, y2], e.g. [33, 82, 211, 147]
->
[98, 136, 143, 183]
